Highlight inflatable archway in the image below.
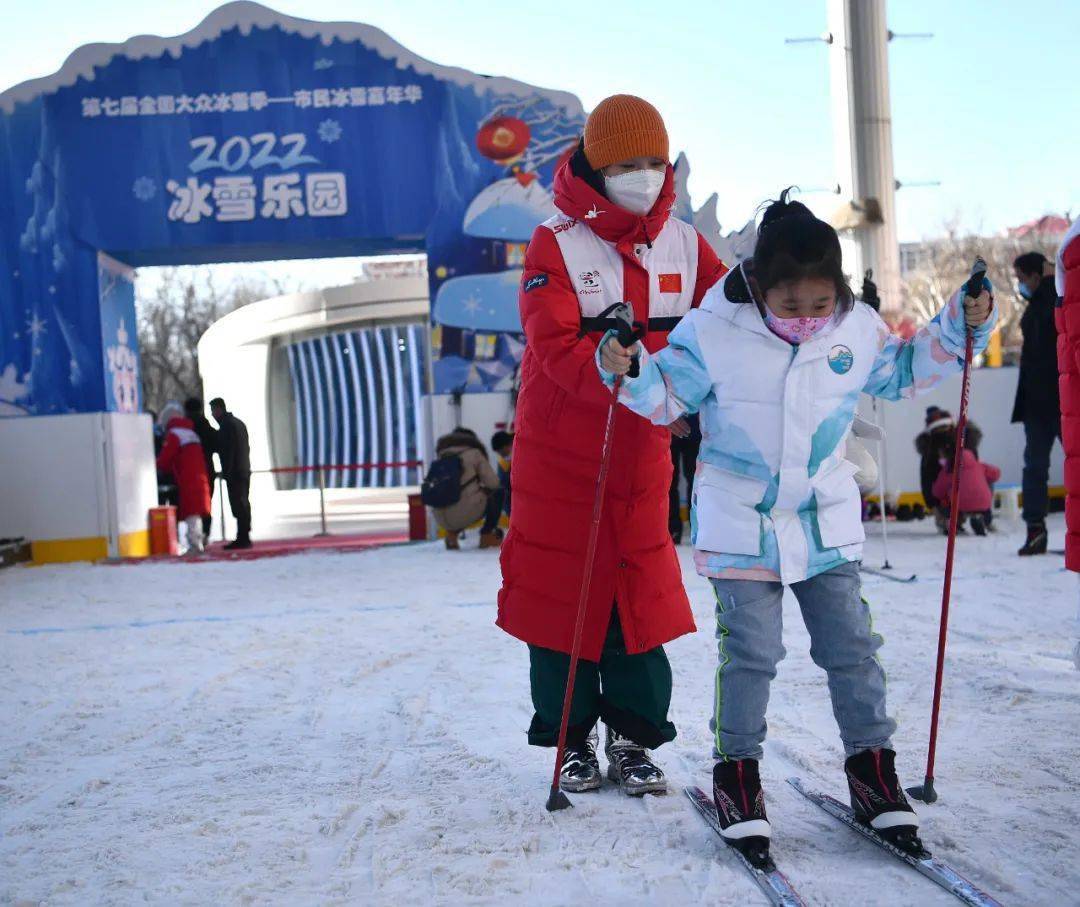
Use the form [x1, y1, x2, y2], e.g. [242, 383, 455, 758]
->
[0, 0, 586, 419]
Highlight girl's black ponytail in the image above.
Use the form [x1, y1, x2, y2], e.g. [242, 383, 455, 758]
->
[750, 187, 854, 310]
[758, 187, 814, 230]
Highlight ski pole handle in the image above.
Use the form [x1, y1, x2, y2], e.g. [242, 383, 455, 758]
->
[611, 302, 641, 379]
[965, 256, 988, 303]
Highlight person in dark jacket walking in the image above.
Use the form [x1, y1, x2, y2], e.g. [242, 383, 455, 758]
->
[210, 397, 252, 549]
[184, 397, 218, 538]
[1012, 252, 1062, 555]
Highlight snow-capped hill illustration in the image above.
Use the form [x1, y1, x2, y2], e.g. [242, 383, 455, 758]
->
[693, 193, 757, 265]
[462, 177, 556, 242]
[432, 269, 523, 333]
[0, 363, 31, 416]
[673, 152, 693, 225]
[0, 1, 584, 115]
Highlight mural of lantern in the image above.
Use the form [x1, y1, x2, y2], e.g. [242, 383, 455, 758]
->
[475, 116, 531, 165]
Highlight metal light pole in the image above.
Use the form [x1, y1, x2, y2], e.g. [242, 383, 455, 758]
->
[827, 0, 903, 315]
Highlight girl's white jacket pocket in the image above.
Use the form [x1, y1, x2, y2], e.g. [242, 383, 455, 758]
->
[693, 468, 769, 556]
[812, 459, 866, 549]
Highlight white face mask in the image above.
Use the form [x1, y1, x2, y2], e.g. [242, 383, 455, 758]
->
[603, 169, 665, 216]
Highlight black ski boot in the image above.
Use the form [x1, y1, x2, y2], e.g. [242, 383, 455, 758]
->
[845, 748, 923, 854]
[605, 727, 667, 796]
[559, 727, 602, 793]
[1018, 522, 1048, 556]
[969, 512, 988, 536]
[712, 758, 772, 869]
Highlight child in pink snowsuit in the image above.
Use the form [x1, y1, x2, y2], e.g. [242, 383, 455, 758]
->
[932, 433, 1001, 536]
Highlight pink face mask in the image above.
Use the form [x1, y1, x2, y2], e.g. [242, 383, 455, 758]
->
[763, 309, 832, 344]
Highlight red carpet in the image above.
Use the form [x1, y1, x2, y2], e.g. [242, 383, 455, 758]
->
[115, 531, 411, 564]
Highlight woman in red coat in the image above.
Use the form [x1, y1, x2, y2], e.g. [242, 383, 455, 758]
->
[497, 95, 726, 795]
[1055, 217, 1080, 668]
[156, 403, 213, 554]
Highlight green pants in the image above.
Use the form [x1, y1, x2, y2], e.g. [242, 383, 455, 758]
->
[527, 609, 676, 749]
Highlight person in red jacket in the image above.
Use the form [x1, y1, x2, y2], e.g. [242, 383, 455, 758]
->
[156, 402, 213, 554]
[931, 431, 1002, 537]
[496, 94, 727, 796]
[1055, 217, 1080, 669]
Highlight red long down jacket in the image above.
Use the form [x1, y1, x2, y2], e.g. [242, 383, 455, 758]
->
[1057, 220, 1080, 570]
[157, 416, 212, 520]
[496, 158, 726, 660]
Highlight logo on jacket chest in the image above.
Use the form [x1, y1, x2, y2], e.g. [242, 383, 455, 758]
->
[577, 270, 603, 295]
[828, 345, 854, 375]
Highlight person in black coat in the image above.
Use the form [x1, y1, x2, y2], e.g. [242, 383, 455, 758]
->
[669, 412, 701, 544]
[210, 397, 252, 549]
[1012, 252, 1061, 555]
[184, 397, 218, 538]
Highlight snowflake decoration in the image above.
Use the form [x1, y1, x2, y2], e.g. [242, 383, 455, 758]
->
[26, 313, 47, 340]
[132, 177, 157, 202]
[462, 294, 481, 315]
[317, 119, 343, 144]
[314, 58, 334, 70]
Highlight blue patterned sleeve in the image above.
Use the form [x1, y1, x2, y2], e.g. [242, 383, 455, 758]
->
[595, 310, 715, 425]
[862, 279, 997, 401]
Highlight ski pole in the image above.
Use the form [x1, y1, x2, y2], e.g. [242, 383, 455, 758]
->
[547, 304, 639, 812]
[872, 399, 893, 570]
[862, 270, 893, 568]
[908, 257, 987, 805]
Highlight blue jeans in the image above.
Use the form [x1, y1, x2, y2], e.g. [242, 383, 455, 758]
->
[1022, 419, 1061, 526]
[709, 562, 895, 760]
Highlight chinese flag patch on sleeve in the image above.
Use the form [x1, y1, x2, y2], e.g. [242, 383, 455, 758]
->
[659, 273, 682, 293]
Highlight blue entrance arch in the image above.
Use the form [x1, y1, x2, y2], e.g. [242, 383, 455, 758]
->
[0, 1, 586, 417]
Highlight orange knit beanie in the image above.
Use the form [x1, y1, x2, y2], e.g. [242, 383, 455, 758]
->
[583, 94, 670, 171]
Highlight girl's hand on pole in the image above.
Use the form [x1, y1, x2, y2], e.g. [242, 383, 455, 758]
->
[964, 289, 993, 328]
[601, 336, 640, 375]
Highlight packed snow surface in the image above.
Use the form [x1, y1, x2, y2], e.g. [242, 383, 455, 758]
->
[2, 516, 1077, 905]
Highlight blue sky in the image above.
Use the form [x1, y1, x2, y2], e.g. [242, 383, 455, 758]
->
[2, 0, 1076, 243]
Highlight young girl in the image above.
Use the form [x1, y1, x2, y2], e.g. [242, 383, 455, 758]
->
[598, 192, 994, 861]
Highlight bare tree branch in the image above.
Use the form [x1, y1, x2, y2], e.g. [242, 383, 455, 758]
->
[899, 224, 1059, 360]
[135, 267, 301, 413]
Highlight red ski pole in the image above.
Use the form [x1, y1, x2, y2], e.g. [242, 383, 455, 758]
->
[908, 257, 987, 805]
[547, 304, 639, 812]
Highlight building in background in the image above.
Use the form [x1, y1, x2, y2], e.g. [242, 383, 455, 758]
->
[198, 273, 431, 537]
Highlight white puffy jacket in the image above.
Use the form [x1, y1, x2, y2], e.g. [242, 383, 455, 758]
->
[599, 268, 995, 584]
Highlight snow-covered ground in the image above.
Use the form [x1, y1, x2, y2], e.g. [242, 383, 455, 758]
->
[2, 515, 1077, 906]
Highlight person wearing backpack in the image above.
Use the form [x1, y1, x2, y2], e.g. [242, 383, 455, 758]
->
[425, 428, 504, 550]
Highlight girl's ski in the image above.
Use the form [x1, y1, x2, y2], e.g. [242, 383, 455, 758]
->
[685, 786, 807, 907]
[787, 777, 1002, 907]
[860, 566, 917, 583]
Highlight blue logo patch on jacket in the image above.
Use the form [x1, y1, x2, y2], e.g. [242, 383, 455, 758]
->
[523, 273, 548, 293]
[828, 345, 854, 374]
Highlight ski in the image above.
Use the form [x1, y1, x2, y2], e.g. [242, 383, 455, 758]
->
[787, 777, 1002, 907]
[684, 786, 807, 907]
[860, 566, 917, 583]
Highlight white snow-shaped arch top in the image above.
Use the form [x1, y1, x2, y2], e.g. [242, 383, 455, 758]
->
[0, 0, 585, 115]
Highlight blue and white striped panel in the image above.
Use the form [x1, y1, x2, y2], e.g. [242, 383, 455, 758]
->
[286, 323, 427, 488]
